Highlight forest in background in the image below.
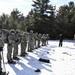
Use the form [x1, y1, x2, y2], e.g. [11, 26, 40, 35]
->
[0, 0, 75, 39]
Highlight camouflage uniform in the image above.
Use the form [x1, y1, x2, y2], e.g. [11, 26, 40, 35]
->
[41, 34, 46, 46]
[46, 34, 49, 45]
[34, 32, 38, 49]
[21, 31, 28, 56]
[0, 32, 4, 74]
[13, 29, 21, 60]
[28, 30, 34, 52]
[7, 29, 16, 63]
[38, 33, 42, 48]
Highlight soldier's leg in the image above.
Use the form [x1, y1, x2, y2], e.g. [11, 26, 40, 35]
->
[47, 40, 48, 45]
[41, 40, 43, 46]
[35, 40, 37, 49]
[32, 41, 34, 50]
[13, 43, 20, 60]
[59, 42, 62, 47]
[38, 40, 40, 47]
[38, 40, 39, 47]
[7, 44, 12, 62]
[44, 40, 46, 46]
[60, 42, 62, 47]
[13, 43, 18, 57]
[7, 44, 16, 64]
[0, 53, 2, 73]
[29, 42, 33, 52]
[34, 39, 36, 49]
[24, 42, 27, 53]
[36, 40, 38, 49]
[28, 42, 30, 51]
[29, 43, 32, 51]
[21, 43, 25, 56]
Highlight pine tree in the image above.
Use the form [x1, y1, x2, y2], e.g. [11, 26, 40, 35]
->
[32, 0, 56, 34]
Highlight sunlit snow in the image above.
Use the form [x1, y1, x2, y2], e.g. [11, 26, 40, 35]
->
[2, 40, 75, 75]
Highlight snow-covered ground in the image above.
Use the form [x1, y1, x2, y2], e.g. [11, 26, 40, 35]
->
[2, 40, 75, 75]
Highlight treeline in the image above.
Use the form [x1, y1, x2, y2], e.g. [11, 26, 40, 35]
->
[0, 0, 75, 39]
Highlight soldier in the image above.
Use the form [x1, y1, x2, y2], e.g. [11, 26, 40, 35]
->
[20, 31, 28, 56]
[41, 34, 46, 46]
[59, 34, 63, 47]
[28, 30, 34, 52]
[13, 29, 20, 60]
[7, 29, 16, 64]
[34, 32, 38, 49]
[46, 34, 49, 45]
[0, 31, 6, 75]
[41, 34, 44, 46]
[38, 33, 42, 48]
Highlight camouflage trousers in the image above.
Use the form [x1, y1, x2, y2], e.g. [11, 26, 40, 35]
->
[21, 42, 27, 55]
[13, 42, 19, 57]
[7, 44, 14, 61]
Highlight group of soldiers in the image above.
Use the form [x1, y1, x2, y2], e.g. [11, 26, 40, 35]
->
[0, 29, 49, 74]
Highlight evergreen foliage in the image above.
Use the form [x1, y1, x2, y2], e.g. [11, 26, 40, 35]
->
[0, 1, 75, 39]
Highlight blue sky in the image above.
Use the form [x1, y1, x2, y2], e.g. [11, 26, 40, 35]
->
[0, 0, 75, 16]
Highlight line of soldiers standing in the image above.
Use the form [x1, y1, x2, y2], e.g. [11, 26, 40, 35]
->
[0, 29, 49, 66]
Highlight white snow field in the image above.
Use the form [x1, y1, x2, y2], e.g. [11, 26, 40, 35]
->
[2, 40, 75, 75]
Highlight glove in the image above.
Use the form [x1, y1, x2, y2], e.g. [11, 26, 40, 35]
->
[0, 47, 3, 51]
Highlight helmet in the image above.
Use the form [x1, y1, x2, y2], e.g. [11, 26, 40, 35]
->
[16, 29, 20, 33]
[10, 29, 15, 33]
[30, 30, 33, 33]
